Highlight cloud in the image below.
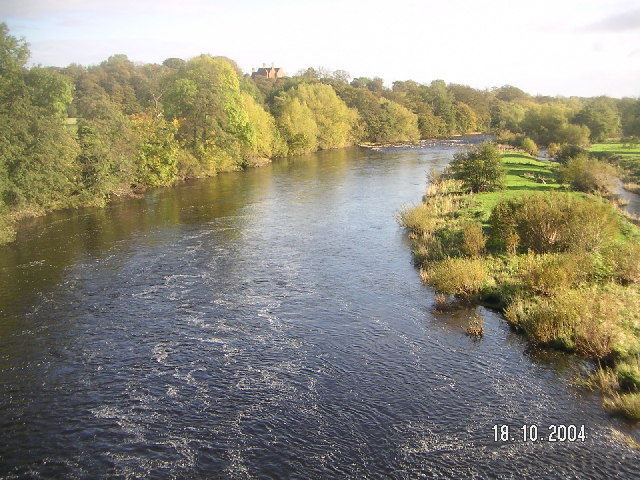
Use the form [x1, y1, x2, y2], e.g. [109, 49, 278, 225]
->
[584, 8, 640, 32]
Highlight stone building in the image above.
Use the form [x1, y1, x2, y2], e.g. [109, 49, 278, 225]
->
[251, 63, 286, 79]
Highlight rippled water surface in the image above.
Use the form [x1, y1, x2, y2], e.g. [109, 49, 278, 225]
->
[1, 139, 639, 479]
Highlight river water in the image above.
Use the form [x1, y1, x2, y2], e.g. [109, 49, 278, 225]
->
[1, 139, 639, 479]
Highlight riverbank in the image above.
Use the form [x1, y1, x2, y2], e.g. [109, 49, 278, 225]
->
[0, 134, 494, 246]
[592, 142, 640, 194]
[400, 149, 640, 420]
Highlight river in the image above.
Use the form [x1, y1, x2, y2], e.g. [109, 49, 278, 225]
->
[1, 138, 639, 479]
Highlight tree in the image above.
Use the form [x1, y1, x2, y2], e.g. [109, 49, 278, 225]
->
[131, 114, 180, 186]
[490, 100, 525, 132]
[493, 85, 531, 103]
[455, 102, 479, 133]
[521, 103, 589, 146]
[241, 92, 286, 159]
[425, 80, 457, 134]
[449, 142, 505, 192]
[572, 98, 621, 142]
[25, 67, 74, 117]
[618, 98, 640, 137]
[0, 23, 81, 211]
[272, 83, 357, 153]
[291, 83, 357, 149]
[391, 80, 448, 137]
[274, 97, 318, 154]
[163, 55, 254, 170]
[378, 98, 420, 142]
[76, 106, 138, 203]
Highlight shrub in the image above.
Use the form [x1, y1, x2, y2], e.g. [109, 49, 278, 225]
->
[398, 204, 437, 236]
[556, 144, 586, 164]
[425, 257, 488, 298]
[560, 154, 618, 195]
[433, 292, 449, 311]
[412, 233, 445, 263]
[517, 252, 580, 296]
[0, 213, 16, 244]
[520, 137, 539, 156]
[547, 142, 561, 158]
[496, 130, 518, 145]
[449, 142, 505, 193]
[604, 240, 640, 285]
[504, 295, 578, 351]
[462, 223, 486, 257]
[504, 286, 639, 359]
[489, 193, 619, 254]
[580, 367, 619, 395]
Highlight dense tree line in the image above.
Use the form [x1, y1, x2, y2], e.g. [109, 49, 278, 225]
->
[1, 23, 640, 242]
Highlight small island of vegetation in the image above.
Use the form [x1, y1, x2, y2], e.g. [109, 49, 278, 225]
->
[399, 141, 640, 420]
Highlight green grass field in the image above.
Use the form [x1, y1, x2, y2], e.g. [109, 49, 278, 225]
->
[592, 142, 640, 188]
[472, 153, 566, 218]
[591, 142, 640, 159]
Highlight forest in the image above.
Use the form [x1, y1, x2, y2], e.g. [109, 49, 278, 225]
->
[1, 23, 639, 243]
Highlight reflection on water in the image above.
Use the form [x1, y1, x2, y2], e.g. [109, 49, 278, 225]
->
[1, 140, 639, 479]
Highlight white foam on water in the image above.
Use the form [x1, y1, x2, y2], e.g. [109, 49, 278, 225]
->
[167, 386, 179, 397]
[152, 343, 171, 364]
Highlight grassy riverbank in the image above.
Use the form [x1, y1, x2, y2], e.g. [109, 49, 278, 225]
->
[400, 150, 640, 419]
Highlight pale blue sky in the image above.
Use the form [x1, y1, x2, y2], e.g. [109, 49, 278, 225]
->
[2, 0, 640, 97]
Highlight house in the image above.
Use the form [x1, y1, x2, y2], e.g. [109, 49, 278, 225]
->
[251, 63, 286, 79]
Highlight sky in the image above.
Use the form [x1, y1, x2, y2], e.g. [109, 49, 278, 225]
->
[2, 0, 640, 98]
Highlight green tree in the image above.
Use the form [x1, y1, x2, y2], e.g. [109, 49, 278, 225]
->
[490, 100, 525, 132]
[274, 97, 318, 154]
[573, 98, 621, 142]
[378, 98, 420, 142]
[425, 80, 457, 134]
[26, 67, 74, 117]
[131, 114, 180, 186]
[242, 92, 286, 159]
[449, 83, 491, 129]
[273, 83, 357, 153]
[293, 83, 357, 149]
[76, 106, 138, 203]
[0, 23, 81, 212]
[163, 55, 254, 170]
[618, 98, 640, 137]
[521, 103, 589, 146]
[455, 102, 479, 133]
[449, 142, 505, 192]
[493, 85, 531, 103]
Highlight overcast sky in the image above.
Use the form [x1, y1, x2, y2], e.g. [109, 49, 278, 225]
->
[2, 0, 639, 97]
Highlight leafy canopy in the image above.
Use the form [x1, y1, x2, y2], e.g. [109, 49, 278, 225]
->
[449, 142, 505, 192]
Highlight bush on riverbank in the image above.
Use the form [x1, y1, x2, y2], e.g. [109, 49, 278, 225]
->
[422, 257, 488, 298]
[560, 155, 619, 195]
[489, 193, 620, 254]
